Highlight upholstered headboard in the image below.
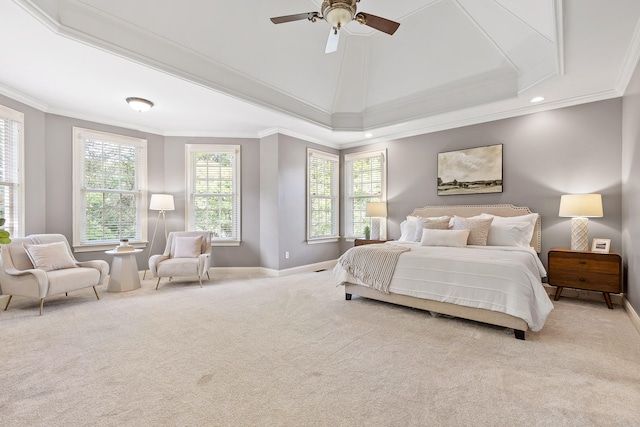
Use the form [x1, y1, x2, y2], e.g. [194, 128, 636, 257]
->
[409, 204, 541, 253]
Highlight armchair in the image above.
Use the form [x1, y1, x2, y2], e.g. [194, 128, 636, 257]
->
[148, 231, 212, 289]
[0, 234, 109, 315]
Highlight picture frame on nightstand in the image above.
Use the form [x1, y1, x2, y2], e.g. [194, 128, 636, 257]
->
[591, 238, 611, 253]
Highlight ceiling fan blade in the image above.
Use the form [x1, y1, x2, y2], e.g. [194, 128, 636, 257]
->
[325, 28, 340, 54]
[355, 13, 400, 35]
[270, 12, 320, 24]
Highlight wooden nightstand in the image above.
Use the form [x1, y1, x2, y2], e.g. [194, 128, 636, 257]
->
[354, 239, 390, 246]
[547, 248, 622, 309]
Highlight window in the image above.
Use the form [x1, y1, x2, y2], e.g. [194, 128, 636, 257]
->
[307, 148, 339, 242]
[344, 149, 387, 239]
[186, 144, 241, 246]
[0, 104, 24, 238]
[73, 127, 147, 250]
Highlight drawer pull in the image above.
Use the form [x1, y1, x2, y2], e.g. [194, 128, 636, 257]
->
[578, 261, 587, 264]
[578, 278, 586, 282]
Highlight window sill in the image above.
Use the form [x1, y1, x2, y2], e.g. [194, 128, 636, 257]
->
[307, 238, 340, 245]
[212, 241, 241, 247]
[73, 242, 147, 253]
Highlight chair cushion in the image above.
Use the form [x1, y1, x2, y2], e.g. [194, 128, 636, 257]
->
[23, 241, 77, 272]
[157, 257, 200, 277]
[173, 235, 203, 258]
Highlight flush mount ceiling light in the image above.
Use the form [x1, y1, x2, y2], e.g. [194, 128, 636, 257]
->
[126, 97, 154, 112]
[530, 96, 545, 103]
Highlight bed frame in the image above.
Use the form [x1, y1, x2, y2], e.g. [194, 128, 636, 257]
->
[344, 204, 542, 340]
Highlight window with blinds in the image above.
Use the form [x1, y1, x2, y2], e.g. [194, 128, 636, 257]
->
[0, 104, 24, 238]
[186, 144, 241, 245]
[344, 149, 387, 238]
[307, 148, 339, 242]
[72, 127, 147, 249]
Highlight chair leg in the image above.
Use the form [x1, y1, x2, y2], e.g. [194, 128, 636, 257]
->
[199, 276, 203, 288]
[39, 298, 44, 316]
[93, 286, 100, 300]
[155, 277, 161, 290]
[206, 271, 210, 280]
[4, 295, 12, 311]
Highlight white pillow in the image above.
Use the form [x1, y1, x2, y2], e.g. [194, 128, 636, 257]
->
[420, 229, 470, 247]
[481, 213, 538, 247]
[173, 236, 203, 258]
[399, 218, 417, 242]
[23, 241, 77, 272]
[486, 222, 533, 247]
[452, 216, 493, 246]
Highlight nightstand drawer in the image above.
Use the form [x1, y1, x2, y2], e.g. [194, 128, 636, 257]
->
[549, 255, 619, 275]
[548, 269, 620, 292]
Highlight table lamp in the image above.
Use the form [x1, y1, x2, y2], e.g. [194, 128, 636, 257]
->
[558, 194, 603, 251]
[366, 201, 387, 240]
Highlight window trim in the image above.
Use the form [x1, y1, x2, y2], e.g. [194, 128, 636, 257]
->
[306, 148, 340, 244]
[185, 144, 241, 247]
[0, 104, 25, 238]
[72, 127, 148, 252]
[344, 148, 387, 240]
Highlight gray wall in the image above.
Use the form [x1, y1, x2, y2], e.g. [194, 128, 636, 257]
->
[164, 136, 261, 268]
[0, 93, 629, 279]
[622, 60, 640, 313]
[342, 99, 623, 267]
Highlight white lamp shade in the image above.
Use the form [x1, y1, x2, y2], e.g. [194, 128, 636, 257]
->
[558, 194, 603, 218]
[366, 202, 387, 218]
[149, 194, 175, 211]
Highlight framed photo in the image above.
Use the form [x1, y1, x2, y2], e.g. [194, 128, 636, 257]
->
[437, 144, 503, 195]
[591, 238, 611, 253]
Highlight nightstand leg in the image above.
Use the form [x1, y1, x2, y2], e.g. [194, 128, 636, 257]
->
[603, 292, 613, 309]
[553, 286, 563, 301]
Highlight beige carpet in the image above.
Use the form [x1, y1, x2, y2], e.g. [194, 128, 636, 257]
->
[1, 270, 639, 426]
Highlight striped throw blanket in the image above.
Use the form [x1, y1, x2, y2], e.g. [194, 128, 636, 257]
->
[337, 244, 410, 294]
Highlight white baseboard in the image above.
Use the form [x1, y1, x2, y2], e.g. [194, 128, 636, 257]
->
[624, 297, 640, 336]
[211, 260, 338, 278]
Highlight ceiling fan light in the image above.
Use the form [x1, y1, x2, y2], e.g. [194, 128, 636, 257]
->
[126, 97, 154, 112]
[325, 8, 353, 28]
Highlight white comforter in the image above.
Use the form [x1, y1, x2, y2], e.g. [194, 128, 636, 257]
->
[334, 242, 554, 331]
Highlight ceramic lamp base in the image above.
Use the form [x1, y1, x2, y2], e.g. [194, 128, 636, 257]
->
[371, 218, 381, 240]
[570, 217, 589, 251]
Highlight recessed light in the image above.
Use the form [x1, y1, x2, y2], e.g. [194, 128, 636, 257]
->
[126, 97, 154, 112]
[364, 133, 373, 138]
[530, 96, 545, 103]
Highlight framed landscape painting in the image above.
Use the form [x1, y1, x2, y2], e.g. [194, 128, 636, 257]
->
[437, 144, 503, 195]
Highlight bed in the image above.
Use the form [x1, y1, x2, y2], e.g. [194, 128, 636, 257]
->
[334, 204, 554, 340]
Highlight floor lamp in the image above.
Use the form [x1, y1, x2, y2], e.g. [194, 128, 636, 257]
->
[143, 194, 175, 279]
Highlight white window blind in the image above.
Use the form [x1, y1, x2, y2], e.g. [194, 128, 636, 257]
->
[0, 104, 24, 238]
[345, 149, 387, 238]
[186, 144, 241, 245]
[73, 127, 147, 249]
[307, 148, 339, 242]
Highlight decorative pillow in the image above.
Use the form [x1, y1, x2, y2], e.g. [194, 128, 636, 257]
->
[173, 236, 203, 258]
[481, 213, 538, 247]
[420, 229, 470, 247]
[452, 216, 494, 246]
[486, 222, 533, 247]
[23, 241, 77, 272]
[412, 215, 451, 242]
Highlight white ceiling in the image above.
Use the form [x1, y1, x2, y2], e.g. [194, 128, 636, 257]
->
[1, 0, 640, 148]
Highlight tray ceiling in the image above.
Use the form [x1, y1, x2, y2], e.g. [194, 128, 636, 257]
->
[1, 0, 640, 146]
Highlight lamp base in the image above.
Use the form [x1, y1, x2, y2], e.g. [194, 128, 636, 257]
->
[371, 218, 380, 240]
[570, 217, 589, 251]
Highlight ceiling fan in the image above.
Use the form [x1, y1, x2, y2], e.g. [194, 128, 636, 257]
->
[270, 0, 400, 54]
